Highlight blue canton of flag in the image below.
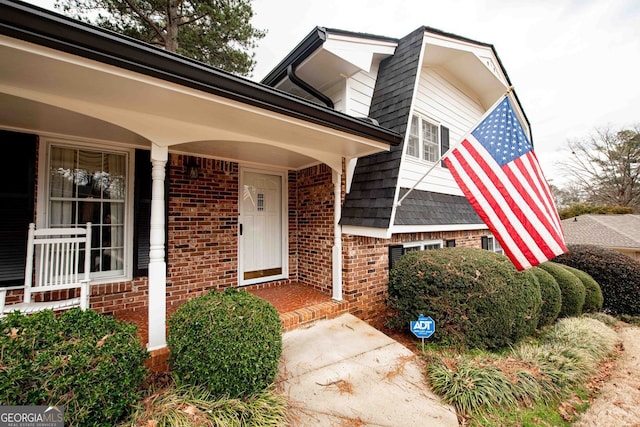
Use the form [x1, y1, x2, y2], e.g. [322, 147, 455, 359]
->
[471, 98, 533, 167]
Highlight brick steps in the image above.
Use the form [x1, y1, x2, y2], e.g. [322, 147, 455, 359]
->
[119, 283, 346, 372]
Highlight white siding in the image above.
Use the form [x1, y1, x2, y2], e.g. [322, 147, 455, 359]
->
[399, 66, 485, 196]
[345, 67, 378, 117]
[325, 80, 346, 113]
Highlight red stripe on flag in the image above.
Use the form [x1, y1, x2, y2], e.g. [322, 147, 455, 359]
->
[528, 151, 566, 239]
[510, 155, 566, 252]
[504, 156, 566, 255]
[446, 140, 537, 269]
[459, 140, 557, 264]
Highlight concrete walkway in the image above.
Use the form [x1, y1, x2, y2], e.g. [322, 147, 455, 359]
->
[276, 313, 458, 426]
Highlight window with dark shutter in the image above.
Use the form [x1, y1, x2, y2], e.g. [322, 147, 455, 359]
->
[0, 131, 36, 286]
[388, 245, 404, 273]
[481, 236, 489, 250]
[445, 239, 456, 247]
[440, 126, 450, 168]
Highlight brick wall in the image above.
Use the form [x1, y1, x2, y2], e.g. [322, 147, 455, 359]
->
[342, 229, 489, 321]
[165, 156, 239, 311]
[295, 164, 335, 294]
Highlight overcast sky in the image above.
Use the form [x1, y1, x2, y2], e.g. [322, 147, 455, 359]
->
[25, 0, 640, 186]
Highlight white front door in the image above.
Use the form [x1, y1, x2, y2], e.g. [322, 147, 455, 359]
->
[239, 169, 286, 285]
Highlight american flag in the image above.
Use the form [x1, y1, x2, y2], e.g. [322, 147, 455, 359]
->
[444, 96, 567, 270]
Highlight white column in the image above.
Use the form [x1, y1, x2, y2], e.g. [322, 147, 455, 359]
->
[147, 144, 168, 351]
[332, 168, 343, 301]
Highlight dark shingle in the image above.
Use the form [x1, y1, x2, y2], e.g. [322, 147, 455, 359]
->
[394, 189, 483, 226]
[341, 27, 425, 229]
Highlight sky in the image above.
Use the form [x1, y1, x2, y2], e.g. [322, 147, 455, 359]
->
[23, 0, 640, 186]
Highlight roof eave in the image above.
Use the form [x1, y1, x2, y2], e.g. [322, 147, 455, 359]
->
[0, 1, 401, 147]
[260, 26, 327, 86]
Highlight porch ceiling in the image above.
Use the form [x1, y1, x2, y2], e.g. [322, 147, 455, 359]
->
[0, 35, 392, 171]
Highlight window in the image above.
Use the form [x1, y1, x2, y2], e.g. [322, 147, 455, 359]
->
[407, 115, 440, 162]
[389, 240, 443, 271]
[482, 235, 504, 255]
[47, 145, 129, 280]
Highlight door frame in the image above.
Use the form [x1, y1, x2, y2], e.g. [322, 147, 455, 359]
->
[238, 166, 289, 286]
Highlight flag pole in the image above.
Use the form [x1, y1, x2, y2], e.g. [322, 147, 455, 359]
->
[395, 86, 514, 207]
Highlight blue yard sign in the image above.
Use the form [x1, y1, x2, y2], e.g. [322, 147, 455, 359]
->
[410, 314, 435, 339]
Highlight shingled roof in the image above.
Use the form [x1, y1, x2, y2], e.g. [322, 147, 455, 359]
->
[341, 26, 486, 230]
[561, 214, 640, 249]
[394, 189, 482, 225]
[340, 27, 424, 229]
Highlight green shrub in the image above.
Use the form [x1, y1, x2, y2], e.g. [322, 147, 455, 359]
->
[427, 357, 517, 415]
[516, 270, 543, 340]
[0, 308, 149, 426]
[388, 247, 541, 350]
[560, 265, 603, 313]
[538, 262, 585, 318]
[557, 203, 632, 220]
[168, 288, 282, 398]
[554, 244, 640, 316]
[529, 266, 562, 327]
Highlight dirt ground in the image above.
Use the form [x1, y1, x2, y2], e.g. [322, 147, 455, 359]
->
[366, 317, 640, 427]
[573, 323, 640, 427]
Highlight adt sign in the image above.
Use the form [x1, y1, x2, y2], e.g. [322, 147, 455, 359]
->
[410, 314, 435, 339]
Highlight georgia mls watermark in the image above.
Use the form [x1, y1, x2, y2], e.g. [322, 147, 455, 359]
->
[0, 406, 64, 427]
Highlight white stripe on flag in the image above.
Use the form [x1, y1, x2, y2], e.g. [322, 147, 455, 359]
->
[446, 146, 532, 269]
[456, 140, 548, 264]
[505, 158, 565, 251]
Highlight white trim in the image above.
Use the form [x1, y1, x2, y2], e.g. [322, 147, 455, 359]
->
[37, 136, 135, 285]
[238, 166, 289, 286]
[391, 223, 488, 234]
[402, 239, 443, 250]
[332, 169, 342, 301]
[342, 225, 392, 239]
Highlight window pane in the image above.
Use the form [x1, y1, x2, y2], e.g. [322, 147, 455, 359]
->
[407, 116, 420, 158]
[50, 147, 77, 198]
[49, 146, 127, 277]
[422, 121, 439, 162]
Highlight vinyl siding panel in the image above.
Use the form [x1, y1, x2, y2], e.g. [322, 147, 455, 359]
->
[346, 68, 378, 117]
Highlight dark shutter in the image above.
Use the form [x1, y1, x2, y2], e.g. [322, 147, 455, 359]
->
[133, 150, 151, 276]
[388, 245, 405, 273]
[133, 150, 168, 277]
[0, 131, 36, 286]
[440, 126, 450, 168]
[445, 239, 456, 247]
[481, 236, 489, 250]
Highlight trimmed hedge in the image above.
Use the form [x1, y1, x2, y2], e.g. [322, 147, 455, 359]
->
[529, 266, 562, 327]
[0, 308, 149, 426]
[561, 265, 603, 313]
[538, 262, 585, 317]
[388, 247, 541, 350]
[554, 244, 640, 316]
[517, 269, 544, 340]
[168, 288, 282, 398]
